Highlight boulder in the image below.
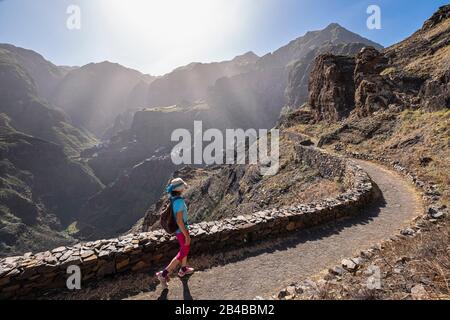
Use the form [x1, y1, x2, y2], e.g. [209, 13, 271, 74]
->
[342, 258, 357, 271]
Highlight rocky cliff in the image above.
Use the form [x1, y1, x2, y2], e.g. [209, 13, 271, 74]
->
[0, 116, 103, 257]
[257, 23, 382, 70]
[308, 54, 356, 121]
[286, 42, 368, 110]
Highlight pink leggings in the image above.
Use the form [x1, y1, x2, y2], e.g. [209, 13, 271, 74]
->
[175, 232, 190, 262]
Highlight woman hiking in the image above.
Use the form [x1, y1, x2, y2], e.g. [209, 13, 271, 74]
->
[156, 178, 194, 287]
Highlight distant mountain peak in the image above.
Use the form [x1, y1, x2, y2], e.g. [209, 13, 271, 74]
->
[258, 22, 383, 69]
[325, 22, 342, 29]
[232, 51, 260, 64]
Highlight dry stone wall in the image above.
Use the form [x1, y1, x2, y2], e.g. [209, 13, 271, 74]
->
[0, 146, 376, 299]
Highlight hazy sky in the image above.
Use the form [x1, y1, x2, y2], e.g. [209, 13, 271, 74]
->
[0, 0, 447, 75]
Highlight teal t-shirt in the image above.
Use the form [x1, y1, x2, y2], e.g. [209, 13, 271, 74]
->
[171, 197, 189, 234]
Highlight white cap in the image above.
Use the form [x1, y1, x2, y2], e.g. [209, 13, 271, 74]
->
[170, 178, 188, 192]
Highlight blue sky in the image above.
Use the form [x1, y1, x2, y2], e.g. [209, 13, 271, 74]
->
[0, 0, 447, 75]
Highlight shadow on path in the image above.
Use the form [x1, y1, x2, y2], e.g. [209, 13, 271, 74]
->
[155, 276, 194, 300]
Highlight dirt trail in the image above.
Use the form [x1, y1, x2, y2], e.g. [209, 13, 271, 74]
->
[127, 160, 422, 300]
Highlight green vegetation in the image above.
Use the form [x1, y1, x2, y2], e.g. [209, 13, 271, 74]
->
[65, 221, 80, 235]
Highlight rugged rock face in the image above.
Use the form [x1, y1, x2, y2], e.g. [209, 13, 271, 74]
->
[419, 69, 450, 111]
[80, 24, 383, 241]
[286, 42, 369, 109]
[423, 5, 450, 30]
[308, 54, 356, 122]
[353, 47, 397, 117]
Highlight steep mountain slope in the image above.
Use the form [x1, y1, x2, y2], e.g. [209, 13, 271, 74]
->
[77, 155, 177, 239]
[0, 47, 98, 156]
[52, 62, 155, 137]
[0, 44, 68, 102]
[0, 48, 104, 257]
[87, 24, 382, 177]
[0, 114, 103, 257]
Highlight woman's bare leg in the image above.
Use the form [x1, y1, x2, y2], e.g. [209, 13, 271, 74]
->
[166, 256, 180, 273]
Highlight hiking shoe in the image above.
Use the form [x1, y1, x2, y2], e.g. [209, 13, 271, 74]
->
[156, 271, 170, 288]
[178, 267, 195, 278]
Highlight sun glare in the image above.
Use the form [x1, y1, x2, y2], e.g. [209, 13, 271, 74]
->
[101, 0, 249, 74]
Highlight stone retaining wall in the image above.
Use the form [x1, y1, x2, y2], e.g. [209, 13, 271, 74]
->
[0, 146, 377, 299]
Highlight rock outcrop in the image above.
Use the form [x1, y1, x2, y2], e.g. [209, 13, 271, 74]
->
[353, 47, 396, 117]
[419, 69, 450, 111]
[286, 42, 369, 110]
[308, 54, 356, 121]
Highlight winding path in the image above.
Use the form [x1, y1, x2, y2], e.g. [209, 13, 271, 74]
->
[127, 159, 422, 300]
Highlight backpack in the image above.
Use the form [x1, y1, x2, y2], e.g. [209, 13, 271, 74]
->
[159, 196, 181, 234]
